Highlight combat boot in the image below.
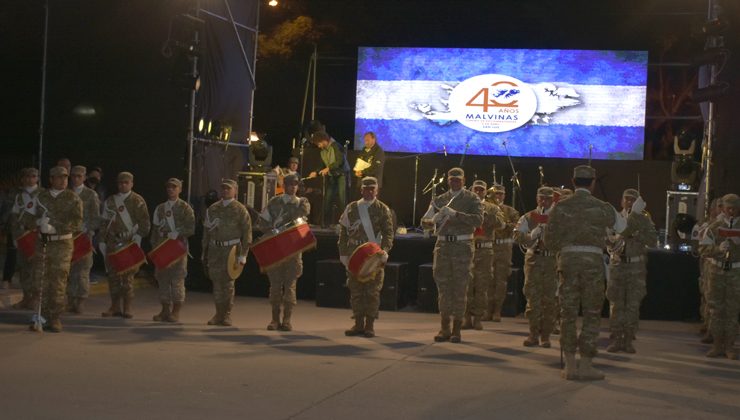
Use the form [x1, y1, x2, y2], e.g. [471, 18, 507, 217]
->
[540, 334, 551, 348]
[47, 317, 63, 333]
[481, 308, 493, 322]
[578, 357, 605, 381]
[434, 316, 452, 342]
[267, 305, 281, 330]
[279, 306, 293, 331]
[523, 327, 539, 347]
[461, 314, 473, 330]
[492, 311, 502, 322]
[725, 336, 738, 360]
[561, 352, 577, 380]
[152, 302, 170, 322]
[207, 302, 222, 325]
[363, 317, 375, 338]
[623, 331, 636, 354]
[473, 315, 483, 331]
[450, 319, 463, 343]
[700, 333, 714, 344]
[706, 333, 724, 358]
[345, 316, 365, 336]
[220, 303, 233, 326]
[73, 297, 85, 314]
[121, 294, 134, 319]
[12, 294, 29, 310]
[607, 333, 623, 353]
[102, 296, 122, 317]
[167, 303, 182, 322]
[65, 295, 77, 313]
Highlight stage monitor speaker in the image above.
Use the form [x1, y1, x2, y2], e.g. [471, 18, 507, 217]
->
[237, 171, 278, 212]
[380, 262, 408, 311]
[315, 259, 349, 309]
[665, 191, 698, 249]
[501, 267, 523, 317]
[416, 263, 438, 313]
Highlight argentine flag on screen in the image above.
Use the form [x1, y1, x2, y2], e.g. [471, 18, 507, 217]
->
[354, 47, 648, 160]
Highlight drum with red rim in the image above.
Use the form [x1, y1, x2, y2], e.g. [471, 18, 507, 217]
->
[252, 221, 316, 272]
[71, 233, 93, 263]
[107, 242, 146, 275]
[348, 242, 385, 282]
[147, 238, 187, 270]
[17, 230, 37, 259]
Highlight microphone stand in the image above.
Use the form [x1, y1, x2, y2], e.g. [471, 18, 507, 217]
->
[387, 149, 446, 229]
[502, 140, 526, 212]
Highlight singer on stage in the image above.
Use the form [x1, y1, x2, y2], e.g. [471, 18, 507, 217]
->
[309, 131, 348, 227]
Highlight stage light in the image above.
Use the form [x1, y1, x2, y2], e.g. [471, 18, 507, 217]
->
[250, 131, 260, 143]
[690, 82, 729, 103]
[198, 118, 205, 133]
[73, 104, 96, 117]
[268, 0, 278, 6]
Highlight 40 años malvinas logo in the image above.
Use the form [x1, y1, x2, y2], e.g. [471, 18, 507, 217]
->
[448, 74, 538, 133]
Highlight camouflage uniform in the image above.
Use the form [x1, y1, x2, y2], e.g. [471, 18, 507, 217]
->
[485, 188, 519, 321]
[423, 168, 483, 342]
[32, 169, 83, 331]
[66, 180, 100, 310]
[699, 194, 740, 359]
[259, 188, 310, 330]
[605, 190, 656, 353]
[9, 174, 44, 308]
[202, 185, 251, 326]
[545, 165, 624, 380]
[551, 188, 573, 332]
[338, 187, 394, 335]
[514, 191, 557, 347]
[464, 182, 504, 330]
[150, 193, 195, 316]
[100, 176, 150, 318]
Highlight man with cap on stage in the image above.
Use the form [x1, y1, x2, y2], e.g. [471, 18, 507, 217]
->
[422, 168, 483, 343]
[100, 171, 150, 319]
[31, 166, 83, 332]
[545, 165, 626, 380]
[308, 131, 348, 227]
[202, 179, 251, 327]
[514, 186, 558, 348]
[605, 188, 656, 353]
[150, 178, 195, 323]
[338, 176, 394, 338]
[484, 182, 520, 321]
[66, 165, 101, 314]
[10, 167, 44, 310]
[259, 174, 311, 331]
[463, 180, 504, 331]
[699, 193, 740, 359]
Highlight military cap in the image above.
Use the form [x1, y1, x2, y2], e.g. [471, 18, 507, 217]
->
[21, 167, 39, 177]
[447, 167, 465, 179]
[117, 171, 134, 182]
[165, 178, 182, 188]
[283, 174, 300, 185]
[490, 183, 505, 193]
[573, 165, 596, 179]
[722, 193, 740, 209]
[288, 157, 299, 164]
[537, 186, 554, 197]
[221, 178, 238, 190]
[360, 176, 378, 188]
[471, 180, 487, 190]
[623, 188, 640, 199]
[70, 165, 86, 175]
[49, 166, 68, 177]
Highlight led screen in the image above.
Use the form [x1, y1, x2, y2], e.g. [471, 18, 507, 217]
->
[354, 47, 648, 160]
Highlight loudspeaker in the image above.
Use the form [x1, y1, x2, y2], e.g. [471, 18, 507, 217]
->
[315, 259, 349, 308]
[380, 262, 408, 311]
[416, 263, 438, 313]
[501, 267, 523, 317]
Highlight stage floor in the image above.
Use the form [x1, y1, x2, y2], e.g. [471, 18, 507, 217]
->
[0, 284, 737, 419]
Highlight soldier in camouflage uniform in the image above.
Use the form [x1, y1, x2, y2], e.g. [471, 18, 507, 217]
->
[544, 165, 626, 380]
[66, 165, 100, 314]
[463, 180, 504, 331]
[694, 198, 723, 344]
[514, 187, 557, 348]
[338, 177, 393, 338]
[605, 188, 656, 353]
[150, 178, 195, 323]
[550, 187, 573, 334]
[259, 174, 310, 331]
[422, 168, 483, 343]
[202, 179, 251, 327]
[9, 167, 44, 310]
[484, 183, 519, 321]
[100, 172, 150, 319]
[699, 193, 740, 360]
[31, 166, 83, 332]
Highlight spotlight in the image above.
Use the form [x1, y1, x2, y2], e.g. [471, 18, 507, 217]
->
[268, 0, 278, 6]
[249, 132, 260, 143]
[198, 118, 205, 133]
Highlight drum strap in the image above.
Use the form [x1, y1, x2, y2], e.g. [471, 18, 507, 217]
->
[113, 193, 135, 233]
[358, 202, 379, 244]
[164, 200, 177, 234]
[21, 191, 38, 216]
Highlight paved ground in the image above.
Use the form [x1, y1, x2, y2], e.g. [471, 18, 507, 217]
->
[0, 283, 738, 420]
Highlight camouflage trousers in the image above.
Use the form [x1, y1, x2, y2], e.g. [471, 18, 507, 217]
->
[34, 238, 73, 320]
[606, 261, 646, 336]
[155, 256, 187, 304]
[558, 252, 606, 357]
[266, 254, 302, 308]
[108, 272, 135, 300]
[67, 253, 93, 299]
[466, 247, 493, 317]
[206, 245, 236, 309]
[488, 245, 512, 315]
[699, 258, 712, 329]
[523, 254, 557, 337]
[16, 252, 37, 297]
[347, 269, 383, 319]
[706, 266, 740, 345]
[434, 241, 474, 319]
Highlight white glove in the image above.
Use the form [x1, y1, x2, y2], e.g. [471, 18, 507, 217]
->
[132, 234, 142, 246]
[237, 255, 247, 265]
[530, 225, 543, 239]
[631, 196, 646, 214]
[39, 223, 56, 234]
[339, 255, 349, 267]
[131, 224, 139, 234]
[380, 250, 389, 263]
[37, 216, 49, 227]
[439, 206, 457, 217]
[719, 240, 731, 252]
[167, 232, 179, 240]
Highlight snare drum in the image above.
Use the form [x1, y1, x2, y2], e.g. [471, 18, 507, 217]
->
[17, 230, 37, 259]
[348, 242, 385, 283]
[147, 238, 187, 270]
[71, 233, 93, 264]
[107, 242, 146, 275]
[251, 220, 316, 272]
